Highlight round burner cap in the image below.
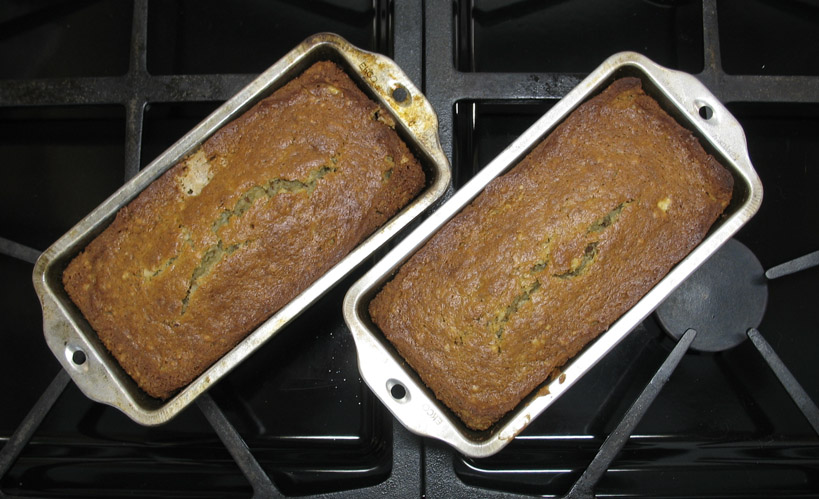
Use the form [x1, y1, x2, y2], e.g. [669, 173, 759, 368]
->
[656, 239, 768, 352]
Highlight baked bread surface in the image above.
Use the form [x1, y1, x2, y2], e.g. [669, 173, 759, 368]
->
[63, 61, 425, 399]
[369, 77, 733, 431]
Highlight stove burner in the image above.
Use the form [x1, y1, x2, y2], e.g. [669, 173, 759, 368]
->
[656, 239, 768, 352]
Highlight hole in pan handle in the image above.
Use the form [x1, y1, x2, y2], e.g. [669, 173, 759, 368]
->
[72, 350, 87, 365]
[391, 84, 410, 103]
[386, 379, 410, 403]
[698, 105, 714, 120]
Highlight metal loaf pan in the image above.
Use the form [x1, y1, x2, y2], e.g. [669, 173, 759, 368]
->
[32, 33, 451, 425]
[343, 52, 763, 457]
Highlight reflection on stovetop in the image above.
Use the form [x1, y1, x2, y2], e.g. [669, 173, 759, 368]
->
[1, 0, 818, 497]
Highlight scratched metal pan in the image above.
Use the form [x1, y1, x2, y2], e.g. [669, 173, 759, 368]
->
[343, 52, 763, 458]
[32, 33, 451, 426]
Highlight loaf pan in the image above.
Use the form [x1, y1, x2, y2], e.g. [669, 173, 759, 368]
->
[343, 52, 763, 457]
[32, 33, 451, 425]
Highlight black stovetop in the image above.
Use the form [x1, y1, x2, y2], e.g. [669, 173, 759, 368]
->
[1, 1, 818, 497]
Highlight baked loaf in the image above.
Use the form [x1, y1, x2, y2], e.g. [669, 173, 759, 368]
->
[369, 77, 733, 431]
[64, 61, 425, 399]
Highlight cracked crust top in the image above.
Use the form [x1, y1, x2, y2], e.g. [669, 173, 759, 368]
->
[63, 61, 425, 399]
[369, 77, 733, 431]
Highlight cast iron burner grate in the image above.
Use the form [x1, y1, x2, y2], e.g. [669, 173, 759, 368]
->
[657, 240, 819, 438]
[563, 239, 819, 498]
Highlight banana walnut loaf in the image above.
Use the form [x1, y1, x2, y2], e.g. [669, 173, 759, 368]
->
[63, 61, 425, 399]
[369, 77, 733, 431]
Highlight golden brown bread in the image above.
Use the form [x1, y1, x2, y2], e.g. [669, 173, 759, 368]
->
[63, 61, 425, 399]
[369, 77, 733, 431]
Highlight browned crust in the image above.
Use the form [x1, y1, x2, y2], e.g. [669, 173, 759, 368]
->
[369, 77, 733, 431]
[63, 61, 425, 399]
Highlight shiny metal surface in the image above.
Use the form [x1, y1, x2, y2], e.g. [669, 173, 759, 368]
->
[32, 33, 451, 425]
[343, 52, 763, 458]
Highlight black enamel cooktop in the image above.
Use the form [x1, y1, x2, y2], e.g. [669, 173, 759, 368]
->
[1, 1, 817, 497]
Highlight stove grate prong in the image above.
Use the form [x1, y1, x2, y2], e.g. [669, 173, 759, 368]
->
[747, 328, 819, 435]
[197, 392, 282, 499]
[0, 237, 41, 265]
[563, 328, 697, 499]
[764, 250, 819, 280]
[0, 369, 70, 481]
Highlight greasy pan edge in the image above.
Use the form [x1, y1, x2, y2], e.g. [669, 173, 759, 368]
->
[33, 33, 451, 425]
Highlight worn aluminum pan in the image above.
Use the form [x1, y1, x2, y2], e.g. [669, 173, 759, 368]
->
[32, 33, 451, 426]
[343, 52, 763, 458]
